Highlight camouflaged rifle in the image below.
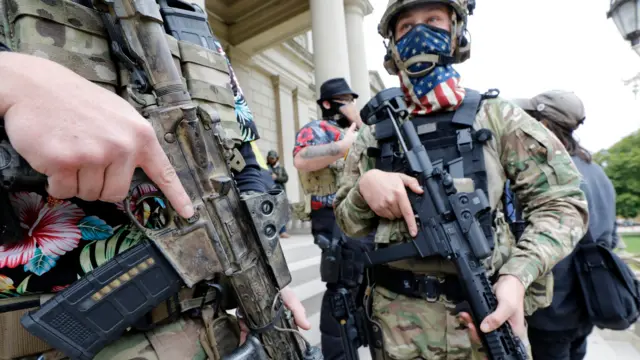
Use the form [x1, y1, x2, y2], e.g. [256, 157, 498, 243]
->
[0, 1, 321, 359]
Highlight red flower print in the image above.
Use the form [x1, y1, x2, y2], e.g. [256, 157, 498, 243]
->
[319, 121, 342, 141]
[0, 192, 85, 269]
[52, 284, 70, 292]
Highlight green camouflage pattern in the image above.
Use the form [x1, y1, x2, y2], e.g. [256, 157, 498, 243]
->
[94, 316, 209, 360]
[334, 96, 588, 357]
[371, 286, 532, 360]
[4, 0, 118, 92]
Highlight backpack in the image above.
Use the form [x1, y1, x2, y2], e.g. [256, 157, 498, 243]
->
[573, 230, 640, 330]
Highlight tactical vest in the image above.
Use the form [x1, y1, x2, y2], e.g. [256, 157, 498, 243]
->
[298, 123, 346, 197]
[368, 89, 554, 316]
[370, 89, 496, 248]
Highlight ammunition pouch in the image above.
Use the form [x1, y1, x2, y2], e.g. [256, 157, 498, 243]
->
[298, 166, 340, 197]
[1, 0, 118, 92]
[372, 266, 464, 303]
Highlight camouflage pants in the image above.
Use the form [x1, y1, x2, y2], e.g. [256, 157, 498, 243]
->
[370, 286, 532, 360]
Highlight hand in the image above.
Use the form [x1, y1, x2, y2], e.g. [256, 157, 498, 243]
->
[337, 123, 358, 154]
[457, 275, 527, 345]
[271, 173, 277, 180]
[1, 53, 194, 218]
[358, 169, 424, 236]
[338, 102, 363, 129]
[238, 287, 311, 344]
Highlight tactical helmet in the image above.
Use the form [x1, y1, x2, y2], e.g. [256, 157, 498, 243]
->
[379, 0, 475, 74]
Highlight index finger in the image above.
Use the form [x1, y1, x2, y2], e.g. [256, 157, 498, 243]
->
[139, 141, 194, 219]
[397, 187, 417, 237]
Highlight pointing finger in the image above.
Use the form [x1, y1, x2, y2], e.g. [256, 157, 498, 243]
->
[139, 141, 194, 218]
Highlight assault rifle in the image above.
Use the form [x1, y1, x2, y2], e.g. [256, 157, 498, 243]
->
[0, 1, 321, 359]
[359, 88, 527, 360]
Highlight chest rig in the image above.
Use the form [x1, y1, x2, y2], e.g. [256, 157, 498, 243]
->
[368, 89, 498, 247]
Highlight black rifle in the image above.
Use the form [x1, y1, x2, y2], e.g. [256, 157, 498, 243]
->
[359, 88, 527, 360]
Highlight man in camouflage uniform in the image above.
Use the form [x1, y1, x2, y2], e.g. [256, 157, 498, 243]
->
[0, 1, 309, 359]
[267, 150, 291, 238]
[333, 1, 589, 359]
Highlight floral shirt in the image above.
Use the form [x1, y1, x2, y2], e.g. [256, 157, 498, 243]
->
[0, 186, 156, 297]
[293, 119, 343, 210]
[0, 36, 260, 298]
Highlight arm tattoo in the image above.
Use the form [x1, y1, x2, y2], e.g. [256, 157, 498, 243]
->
[300, 142, 341, 159]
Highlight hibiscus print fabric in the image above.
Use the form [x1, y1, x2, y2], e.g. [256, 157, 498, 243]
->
[0, 188, 148, 298]
[211, 38, 259, 142]
[293, 120, 344, 210]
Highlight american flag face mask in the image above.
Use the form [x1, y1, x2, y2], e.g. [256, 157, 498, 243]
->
[395, 24, 466, 115]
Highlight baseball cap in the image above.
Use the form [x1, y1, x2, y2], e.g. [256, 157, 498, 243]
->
[512, 90, 586, 130]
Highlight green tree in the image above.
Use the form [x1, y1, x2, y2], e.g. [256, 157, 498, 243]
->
[594, 130, 640, 218]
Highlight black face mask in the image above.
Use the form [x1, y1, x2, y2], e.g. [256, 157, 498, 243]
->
[322, 100, 351, 128]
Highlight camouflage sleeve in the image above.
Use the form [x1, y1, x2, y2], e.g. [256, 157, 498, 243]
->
[334, 126, 378, 238]
[275, 166, 288, 184]
[491, 100, 589, 289]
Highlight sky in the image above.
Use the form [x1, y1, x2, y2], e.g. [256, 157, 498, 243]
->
[362, 0, 640, 153]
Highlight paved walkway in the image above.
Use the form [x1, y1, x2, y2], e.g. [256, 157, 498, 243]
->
[281, 234, 640, 359]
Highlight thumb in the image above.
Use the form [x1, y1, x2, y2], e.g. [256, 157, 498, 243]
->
[397, 173, 424, 194]
[480, 302, 511, 333]
[348, 122, 357, 133]
[281, 288, 311, 330]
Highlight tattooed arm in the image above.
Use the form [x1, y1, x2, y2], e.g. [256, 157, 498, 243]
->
[294, 142, 346, 172]
[292, 120, 357, 172]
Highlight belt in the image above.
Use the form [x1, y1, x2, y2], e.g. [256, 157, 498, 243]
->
[373, 266, 464, 303]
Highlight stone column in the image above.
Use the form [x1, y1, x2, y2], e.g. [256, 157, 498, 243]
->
[310, 0, 351, 93]
[272, 75, 301, 204]
[344, 0, 374, 108]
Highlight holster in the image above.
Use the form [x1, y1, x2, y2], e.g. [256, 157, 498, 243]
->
[320, 226, 366, 289]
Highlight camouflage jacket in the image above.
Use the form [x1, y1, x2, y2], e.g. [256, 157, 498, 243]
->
[334, 96, 589, 291]
[268, 163, 289, 190]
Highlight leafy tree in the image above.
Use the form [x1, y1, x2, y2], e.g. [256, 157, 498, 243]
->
[594, 130, 640, 218]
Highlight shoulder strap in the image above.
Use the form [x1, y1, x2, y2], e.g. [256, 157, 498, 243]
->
[452, 89, 482, 126]
[582, 229, 595, 244]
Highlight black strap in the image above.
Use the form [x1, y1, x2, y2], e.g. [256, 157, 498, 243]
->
[373, 266, 463, 302]
[582, 229, 595, 244]
[452, 89, 482, 126]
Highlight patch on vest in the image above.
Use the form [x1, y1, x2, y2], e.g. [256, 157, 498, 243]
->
[453, 178, 475, 193]
[416, 122, 437, 135]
